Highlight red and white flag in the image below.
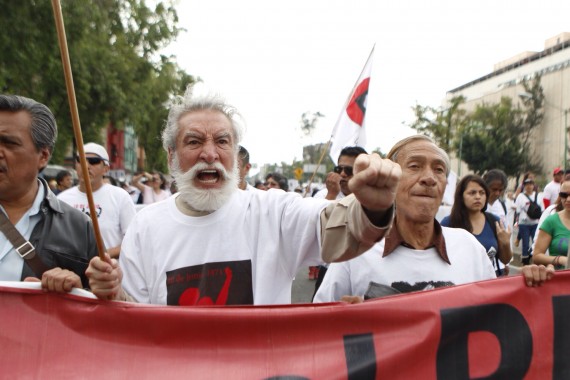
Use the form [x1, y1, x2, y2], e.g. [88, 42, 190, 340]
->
[329, 47, 374, 163]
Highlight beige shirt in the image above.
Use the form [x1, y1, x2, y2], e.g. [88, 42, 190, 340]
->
[320, 194, 394, 263]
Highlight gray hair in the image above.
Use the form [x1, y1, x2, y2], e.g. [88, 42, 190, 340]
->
[483, 169, 508, 188]
[162, 85, 244, 153]
[387, 134, 451, 176]
[0, 94, 57, 156]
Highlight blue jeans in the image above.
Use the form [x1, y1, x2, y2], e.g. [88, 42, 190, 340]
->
[518, 224, 538, 258]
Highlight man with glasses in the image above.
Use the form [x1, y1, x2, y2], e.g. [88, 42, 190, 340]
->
[0, 94, 98, 292]
[314, 146, 367, 201]
[58, 143, 136, 259]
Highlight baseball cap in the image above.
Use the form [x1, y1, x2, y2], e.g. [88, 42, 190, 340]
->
[82, 143, 110, 165]
[553, 167, 563, 175]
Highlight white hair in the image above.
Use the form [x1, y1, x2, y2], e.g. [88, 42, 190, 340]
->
[162, 84, 245, 154]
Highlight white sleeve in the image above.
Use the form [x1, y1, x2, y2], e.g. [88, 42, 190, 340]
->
[313, 262, 352, 303]
[119, 216, 150, 303]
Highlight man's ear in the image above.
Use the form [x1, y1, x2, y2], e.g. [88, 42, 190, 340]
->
[37, 148, 50, 171]
[167, 148, 174, 167]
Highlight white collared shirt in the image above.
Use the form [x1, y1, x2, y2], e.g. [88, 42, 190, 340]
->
[0, 180, 44, 281]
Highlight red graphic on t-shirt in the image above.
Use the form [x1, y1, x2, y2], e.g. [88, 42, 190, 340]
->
[179, 267, 233, 305]
[166, 260, 253, 306]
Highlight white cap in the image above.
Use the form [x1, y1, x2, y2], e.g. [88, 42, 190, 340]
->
[82, 142, 109, 165]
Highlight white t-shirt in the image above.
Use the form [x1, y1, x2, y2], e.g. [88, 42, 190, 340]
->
[542, 180, 561, 206]
[120, 189, 330, 306]
[515, 191, 541, 225]
[313, 227, 496, 302]
[57, 184, 136, 249]
[313, 188, 345, 200]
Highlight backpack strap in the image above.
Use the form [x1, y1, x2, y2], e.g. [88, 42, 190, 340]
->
[499, 199, 507, 215]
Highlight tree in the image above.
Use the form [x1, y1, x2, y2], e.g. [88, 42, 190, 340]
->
[0, 0, 194, 169]
[458, 97, 524, 176]
[458, 76, 544, 178]
[408, 95, 467, 153]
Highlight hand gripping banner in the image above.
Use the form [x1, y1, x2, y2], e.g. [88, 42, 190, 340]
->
[1, 272, 570, 379]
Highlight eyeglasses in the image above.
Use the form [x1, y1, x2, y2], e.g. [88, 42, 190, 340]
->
[333, 165, 353, 176]
[559, 192, 569, 199]
[76, 156, 104, 166]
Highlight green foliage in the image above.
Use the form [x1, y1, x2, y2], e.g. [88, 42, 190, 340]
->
[458, 76, 544, 177]
[458, 97, 524, 175]
[409, 76, 545, 178]
[0, 0, 194, 170]
[409, 95, 467, 153]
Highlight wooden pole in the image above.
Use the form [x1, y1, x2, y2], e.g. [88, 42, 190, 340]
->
[51, 0, 106, 259]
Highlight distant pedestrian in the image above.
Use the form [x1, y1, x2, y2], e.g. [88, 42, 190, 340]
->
[132, 171, 170, 204]
[58, 143, 136, 259]
[52, 169, 73, 195]
[515, 178, 542, 265]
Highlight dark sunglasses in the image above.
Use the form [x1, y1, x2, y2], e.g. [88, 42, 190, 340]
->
[76, 156, 104, 165]
[560, 192, 569, 199]
[334, 165, 353, 176]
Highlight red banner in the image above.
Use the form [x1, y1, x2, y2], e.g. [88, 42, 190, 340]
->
[1, 272, 570, 379]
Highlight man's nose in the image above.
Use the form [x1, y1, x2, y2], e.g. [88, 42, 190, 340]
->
[420, 169, 437, 186]
[199, 140, 219, 163]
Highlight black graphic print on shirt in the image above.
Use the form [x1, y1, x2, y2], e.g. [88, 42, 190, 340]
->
[72, 203, 103, 218]
[166, 260, 253, 306]
[391, 281, 455, 293]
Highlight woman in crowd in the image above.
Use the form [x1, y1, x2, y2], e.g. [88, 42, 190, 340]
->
[132, 171, 171, 204]
[531, 180, 570, 269]
[441, 174, 512, 276]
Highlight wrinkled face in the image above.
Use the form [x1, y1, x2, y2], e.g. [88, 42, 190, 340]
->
[487, 180, 504, 205]
[76, 153, 108, 189]
[337, 155, 357, 196]
[0, 111, 50, 202]
[463, 181, 487, 213]
[169, 110, 237, 191]
[394, 141, 448, 223]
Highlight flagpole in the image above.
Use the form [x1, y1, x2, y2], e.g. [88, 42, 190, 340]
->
[51, 0, 106, 260]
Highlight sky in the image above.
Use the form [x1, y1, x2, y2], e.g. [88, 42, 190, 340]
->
[162, 0, 570, 168]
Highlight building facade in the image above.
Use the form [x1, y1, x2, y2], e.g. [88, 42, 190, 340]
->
[447, 32, 570, 181]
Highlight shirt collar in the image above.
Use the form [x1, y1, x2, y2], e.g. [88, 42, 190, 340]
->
[382, 216, 450, 264]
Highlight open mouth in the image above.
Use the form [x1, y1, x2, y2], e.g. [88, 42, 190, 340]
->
[196, 169, 221, 184]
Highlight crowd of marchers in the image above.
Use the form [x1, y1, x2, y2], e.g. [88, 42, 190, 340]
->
[0, 90, 555, 305]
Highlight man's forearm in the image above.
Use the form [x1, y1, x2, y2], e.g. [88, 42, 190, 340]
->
[320, 194, 393, 263]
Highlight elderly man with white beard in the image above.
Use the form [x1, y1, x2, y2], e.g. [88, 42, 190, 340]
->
[86, 86, 401, 305]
